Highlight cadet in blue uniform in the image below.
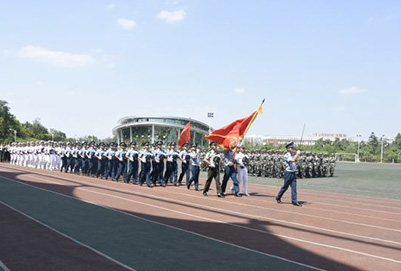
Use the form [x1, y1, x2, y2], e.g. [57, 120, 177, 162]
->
[79, 142, 88, 175]
[70, 143, 77, 173]
[126, 141, 139, 184]
[111, 143, 119, 180]
[95, 143, 106, 178]
[59, 142, 67, 172]
[178, 143, 190, 186]
[154, 141, 166, 186]
[83, 142, 91, 175]
[86, 141, 97, 177]
[115, 142, 128, 182]
[187, 144, 200, 191]
[164, 142, 179, 186]
[139, 142, 153, 187]
[221, 146, 241, 197]
[276, 142, 302, 206]
[73, 143, 82, 174]
[65, 142, 72, 173]
[150, 143, 158, 185]
[103, 143, 116, 180]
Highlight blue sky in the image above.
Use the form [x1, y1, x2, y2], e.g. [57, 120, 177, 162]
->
[1, 0, 400, 140]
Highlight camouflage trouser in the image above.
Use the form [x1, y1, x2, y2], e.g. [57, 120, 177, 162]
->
[203, 167, 222, 194]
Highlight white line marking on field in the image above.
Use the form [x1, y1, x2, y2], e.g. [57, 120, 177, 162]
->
[250, 182, 401, 205]
[0, 260, 11, 271]
[129, 181, 401, 224]
[250, 186, 401, 215]
[3, 166, 401, 241]
[6, 175, 401, 265]
[0, 175, 324, 271]
[0, 200, 136, 271]
[27, 172, 401, 236]
[3, 165, 401, 218]
[4, 166, 401, 246]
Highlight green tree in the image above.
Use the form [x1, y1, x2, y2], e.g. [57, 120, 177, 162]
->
[0, 100, 19, 142]
[20, 121, 35, 139]
[393, 133, 401, 149]
[368, 132, 380, 155]
[31, 119, 49, 138]
[385, 146, 400, 163]
[49, 129, 67, 141]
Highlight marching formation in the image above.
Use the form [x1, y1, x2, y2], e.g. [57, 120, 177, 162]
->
[1, 140, 335, 202]
[1, 141, 252, 198]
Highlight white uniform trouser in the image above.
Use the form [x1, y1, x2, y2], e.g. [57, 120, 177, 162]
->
[237, 166, 249, 195]
[17, 154, 23, 166]
[33, 154, 39, 168]
[56, 154, 62, 169]
[50, 154, 57, 170]
[45, 155, 51, 170]
[39, 154, 46, 169]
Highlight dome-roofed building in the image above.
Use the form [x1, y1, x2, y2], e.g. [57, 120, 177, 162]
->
[112, 116, 212, 147]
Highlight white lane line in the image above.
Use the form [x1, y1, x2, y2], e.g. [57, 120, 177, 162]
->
[27, 172, 401, 236]
[0, 168, 401, 242]
[3, 164, 401, 206]
[131, 182, 401, 224]
[0, 176, 323, 271]
[0, 200, 136, 271]
[248, 182, 401, 212]
[221, 194, 401, 224]
[0, 260, 11, 271]
[302, 201, 401, 215]
[26, 166, 401, 224]
[3, 165, 401, 216]
[250, 182, 401, 205]
[241, 182, 401, 215]
[11, 175, 401, 265]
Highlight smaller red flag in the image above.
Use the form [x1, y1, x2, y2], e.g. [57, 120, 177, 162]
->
[178, 122, 191, 147]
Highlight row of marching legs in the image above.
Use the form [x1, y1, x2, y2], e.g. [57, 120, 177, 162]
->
[10, 153, 61, 171]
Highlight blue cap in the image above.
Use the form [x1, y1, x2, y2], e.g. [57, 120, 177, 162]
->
[285, 142, 295, 149]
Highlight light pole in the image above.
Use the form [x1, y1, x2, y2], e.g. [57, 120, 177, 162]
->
[207, 112, 214, 134]
[51, 133, 54, 142]
[356, 134, 361, 162]
[381, 135, 385, 163]
[13, 130, 17, 142]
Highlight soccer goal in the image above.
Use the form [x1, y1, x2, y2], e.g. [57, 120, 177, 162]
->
[335, 153, 358, 162]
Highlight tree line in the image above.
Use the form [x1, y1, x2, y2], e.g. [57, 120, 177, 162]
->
[1, 100, 400, 163]
[0, 100, 114, 144]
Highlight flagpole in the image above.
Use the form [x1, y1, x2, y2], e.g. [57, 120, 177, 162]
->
[241, 99, 265, 142]
[299, 123, 306, 149]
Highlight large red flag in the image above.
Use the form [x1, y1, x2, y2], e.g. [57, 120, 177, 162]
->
[178, 122, 191, 147]
[205, 100, 264, 149]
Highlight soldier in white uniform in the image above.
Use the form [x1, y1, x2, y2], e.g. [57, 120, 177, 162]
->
[235, 146, 250, 196]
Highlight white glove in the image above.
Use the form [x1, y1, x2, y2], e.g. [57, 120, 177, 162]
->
[296, 150, 301, 155]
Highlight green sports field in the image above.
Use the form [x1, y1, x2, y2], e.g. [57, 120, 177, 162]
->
[241, 162, 401, 200]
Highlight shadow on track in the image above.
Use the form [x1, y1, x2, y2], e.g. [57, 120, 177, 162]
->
[0, 165, 367, 271]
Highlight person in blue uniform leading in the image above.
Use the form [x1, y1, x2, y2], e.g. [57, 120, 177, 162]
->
[221, 145, 241, 197]
[187, 144, 200, 191]
[276, 142, 302, 206]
